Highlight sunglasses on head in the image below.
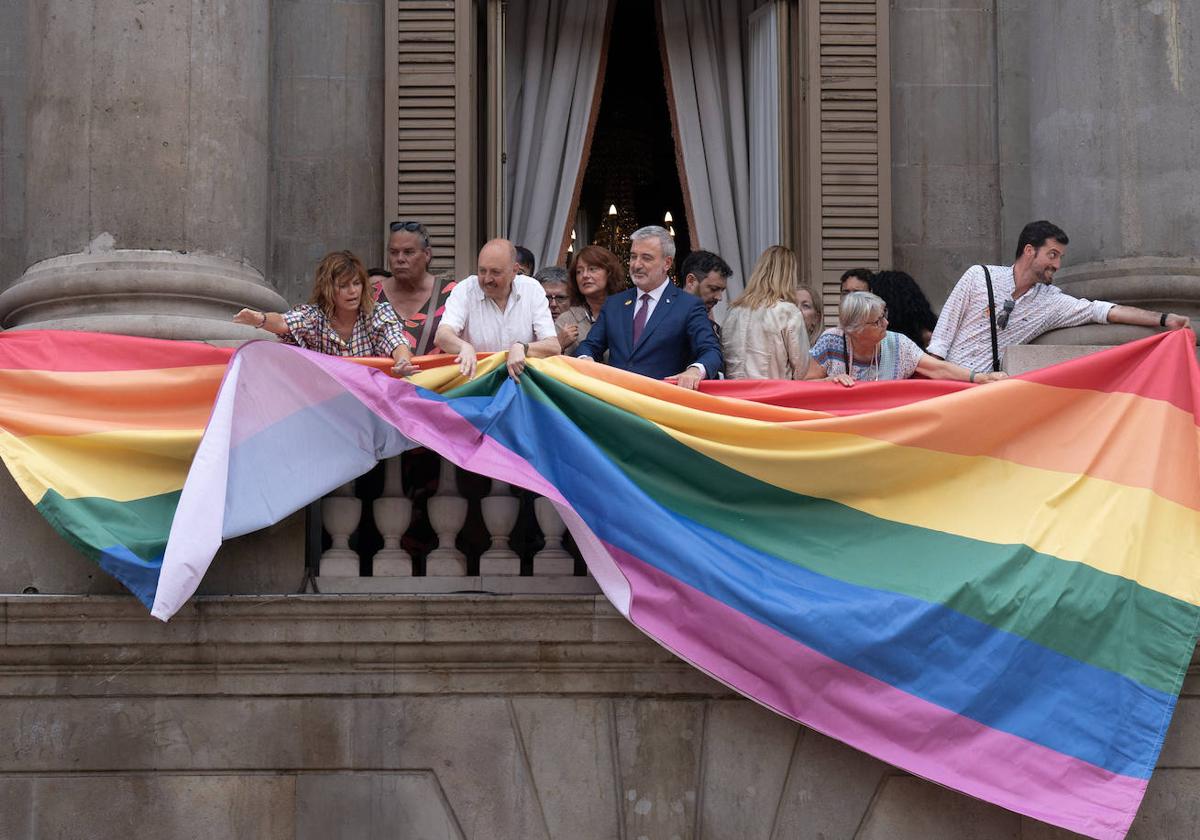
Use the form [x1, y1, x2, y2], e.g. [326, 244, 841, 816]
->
[389, 220, 430, 248]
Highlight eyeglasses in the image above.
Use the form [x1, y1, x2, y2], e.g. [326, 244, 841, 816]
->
[997, 299, 1015, 329]
[867, 308, 888, 328]
[389, 220, 430, 247]
[544, 294, 570, 302]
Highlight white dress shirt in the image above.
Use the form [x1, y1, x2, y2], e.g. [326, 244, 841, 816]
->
[440, 274, 557, 351]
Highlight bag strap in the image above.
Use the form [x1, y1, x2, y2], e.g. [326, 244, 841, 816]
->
[981, 264, 1001, 372]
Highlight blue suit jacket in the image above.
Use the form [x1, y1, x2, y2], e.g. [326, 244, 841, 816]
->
[574, 284, 724, 381]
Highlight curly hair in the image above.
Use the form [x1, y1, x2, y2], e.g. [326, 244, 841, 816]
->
[869, 270, 937, 348]
[309, 251, 374, 319]
[567, 245, 627, 306]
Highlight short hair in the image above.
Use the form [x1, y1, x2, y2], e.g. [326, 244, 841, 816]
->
[1014, 220, 1069, 261]
[389, 220, 431, 250]
[630, 225, 676, 260]
[678, 250, 733, 286]
[730, 246, 798, 310]
[534, 266, 568, 287]
[366, 267, 392, 279]
[568, 245, 627, 306]
[309, 251, 374, 319]
[839, 291, 886, 335]
[840, 268, 873, 289]
[514, 245, 536, 275]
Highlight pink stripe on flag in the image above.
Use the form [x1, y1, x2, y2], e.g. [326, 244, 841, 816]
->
[613, 545, 1146, 840]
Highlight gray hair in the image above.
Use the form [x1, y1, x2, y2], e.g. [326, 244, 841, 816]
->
[630, 225, 676, 260]
[840, 291, 886, 334]
[534, 266, 568, 286]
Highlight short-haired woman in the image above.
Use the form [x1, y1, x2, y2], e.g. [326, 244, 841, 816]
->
[234, 250, 417, 375]
[811, 291, 1004, 386]
[722, 246, 815, 380]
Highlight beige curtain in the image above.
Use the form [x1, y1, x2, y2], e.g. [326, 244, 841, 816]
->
[660, 0, 780, 307]
[504, 0, 610, 272]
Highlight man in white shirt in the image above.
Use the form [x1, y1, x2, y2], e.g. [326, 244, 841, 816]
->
[928, 220, 1191, 372]
[435, 239, 561, 380]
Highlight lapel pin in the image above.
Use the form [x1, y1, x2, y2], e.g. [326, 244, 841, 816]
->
[624, 300, 632, 306]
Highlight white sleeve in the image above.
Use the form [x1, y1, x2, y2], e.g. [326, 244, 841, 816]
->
[530, 291, 557, 341]
[927, 266, 979, 359]
[439, 276, 472, 332]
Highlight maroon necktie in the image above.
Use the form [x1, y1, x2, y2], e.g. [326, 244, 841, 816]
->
[632, 293, 651, 344]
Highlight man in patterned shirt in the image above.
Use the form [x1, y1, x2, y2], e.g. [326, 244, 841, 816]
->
[928, 220, 1191, 372]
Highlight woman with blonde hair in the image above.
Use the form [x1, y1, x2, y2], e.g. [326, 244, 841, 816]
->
[722, 246, 815, 380]
[794, 283, 823, 344]
[234, 250, 418, 375]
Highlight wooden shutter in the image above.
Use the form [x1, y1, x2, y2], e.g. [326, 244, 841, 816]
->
[805, 0, 891, 325]
[385, 0, 477, 281]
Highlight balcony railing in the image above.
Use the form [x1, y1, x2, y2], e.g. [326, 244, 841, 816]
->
[309, 450, 598, 594]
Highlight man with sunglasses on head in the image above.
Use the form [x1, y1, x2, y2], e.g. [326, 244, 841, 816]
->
[381, 220, 459, 356]
[928, 220, 1191, 373]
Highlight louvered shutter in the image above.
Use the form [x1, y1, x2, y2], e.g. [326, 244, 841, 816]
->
[806, 0, 891, 325]
[386, 0, 478, 281]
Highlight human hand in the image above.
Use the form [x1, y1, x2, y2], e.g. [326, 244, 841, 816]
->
[506, 343, 527, 380]
[1166, 314, 1191, 330]
[391, 353, 420, 377]
[233, 308, 264, 327]
[672, 368, 703, 390]
[456, 342, 477, 379]
[832, 373, 855, 387]
[974, 371, 1008, 384]
[557, 324, 579, 347]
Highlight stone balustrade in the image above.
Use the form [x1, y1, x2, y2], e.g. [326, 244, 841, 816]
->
[314, 452, 598, 595]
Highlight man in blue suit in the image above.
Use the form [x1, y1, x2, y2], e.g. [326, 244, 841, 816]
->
[574, 226, 723, 390]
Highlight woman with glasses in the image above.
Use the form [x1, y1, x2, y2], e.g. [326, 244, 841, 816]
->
[379, 220, 458, 355]
[558, 245, 626, 356]
[811, 291, 1006, 386]
[723, 246, 819, 380]
[233, 250, 417, 375]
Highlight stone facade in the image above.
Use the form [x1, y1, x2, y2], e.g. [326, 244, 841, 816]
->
[2, 1, 1200, 837]
[1, 595, 1198, 840]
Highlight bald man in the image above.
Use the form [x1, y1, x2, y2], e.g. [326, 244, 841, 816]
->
[435, 238, 561, 380]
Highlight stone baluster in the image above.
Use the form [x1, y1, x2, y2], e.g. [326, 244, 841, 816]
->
[479, 480, 521, 575]
[425, 457, 468, 576]
[533, 497, 576, 576]
[372, 456, 413, 576]
[320, 482, 361, 577]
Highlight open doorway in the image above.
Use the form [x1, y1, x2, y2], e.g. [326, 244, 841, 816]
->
[573, 0, 691, 278]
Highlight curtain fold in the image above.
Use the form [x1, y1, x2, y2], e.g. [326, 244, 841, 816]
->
[505, 0, 610, 272]
[660, 0, 778, 305]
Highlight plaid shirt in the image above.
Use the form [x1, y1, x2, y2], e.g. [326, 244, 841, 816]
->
[280, 302, 410, 357]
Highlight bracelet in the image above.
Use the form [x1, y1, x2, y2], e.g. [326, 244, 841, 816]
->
[1160, 312, 1169, 327]
[969, 371, 977, 383]
[256, 311, 267, 328]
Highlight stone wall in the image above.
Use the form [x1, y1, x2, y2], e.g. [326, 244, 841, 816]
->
[269, 0, 387, 309]
[889, 0, 1002, 308]
[0, 0, 25, 291]
[1, 595, 1198, 839]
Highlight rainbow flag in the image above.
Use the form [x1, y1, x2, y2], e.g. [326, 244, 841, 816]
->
[3, 330, 1198, 838]
[0, 331, 233, 603]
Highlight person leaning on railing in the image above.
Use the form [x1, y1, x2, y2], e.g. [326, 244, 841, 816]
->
[812, 291, 1006, 387]
[233, 250, 419, 376]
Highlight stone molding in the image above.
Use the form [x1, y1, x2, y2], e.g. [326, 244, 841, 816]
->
[0, 595, 728, 699]
[0, 250, 287, 340]
[1054, 256, 1200, 318]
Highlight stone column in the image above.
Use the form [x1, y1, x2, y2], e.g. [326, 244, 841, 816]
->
[1013, 0, 1200, 344]
[0, 0, 286, 339]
